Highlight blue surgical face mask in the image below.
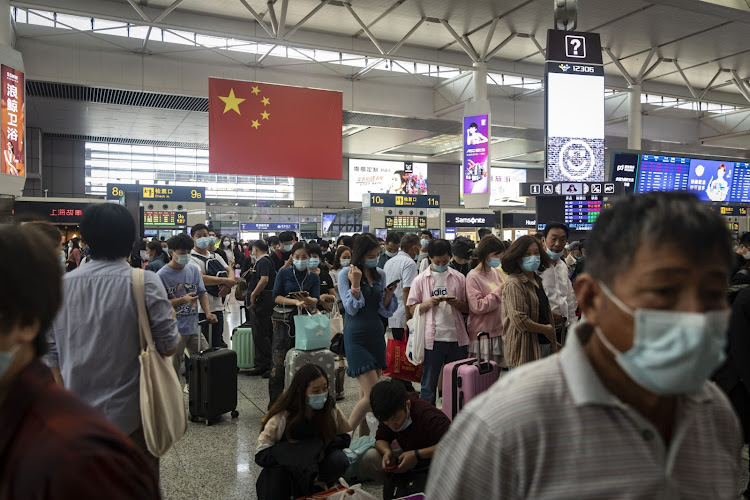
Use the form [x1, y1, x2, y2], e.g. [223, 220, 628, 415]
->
[308, 393, 327, 410]
[59, 251, 66, 268]
[340, 259, 351, 267]
[162, 247, 169, 254]
[546, 248, 564, 260]
[385, 250, 398, 258]
[307, 258, 320, 269]
[488, 257, 501, 268]
[293, 259, 308, 271]
[420, 239, 430, 249]
[176, 254, 191, 266]
[365, 258, 379, 268]
[432, 263, 449, 273]
[208, 236, 217, 246]
[521, 255, 541, 272]
[283, 244, 294, 253]
[196, 237, 211, 249]
[396, 413, 412, 432]
[597, 283, 730, 395]
[0, 345, 18, 379]
[223, 240, 231, 247]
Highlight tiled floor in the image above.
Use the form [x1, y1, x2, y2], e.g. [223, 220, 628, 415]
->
[160, 297, 750, 500]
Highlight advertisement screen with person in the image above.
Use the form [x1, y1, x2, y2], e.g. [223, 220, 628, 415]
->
[463, 114, 490, 195]
[349, 159, 427, 202]
[1, 64, 24, 177]
[688, 159, 734, 202]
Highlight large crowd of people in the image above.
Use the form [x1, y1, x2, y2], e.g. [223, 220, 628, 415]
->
[2, 191, 748, 499]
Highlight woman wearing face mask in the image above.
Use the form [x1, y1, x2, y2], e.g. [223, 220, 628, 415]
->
[338, 233, 398, 434]
[466, 236, 508, 366]
[144, 240, 168, 273]
[305, 243, 335, 313]
[65, 237, 83, 272]
[331, 246, 352, 313]
[255, 364, 352, 500]
[270, 242, 321, 406]
[500, 235, 559, 368]
[232, 239, 244, 269]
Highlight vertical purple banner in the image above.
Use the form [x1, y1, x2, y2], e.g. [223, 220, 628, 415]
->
[463, 114, 490, 194]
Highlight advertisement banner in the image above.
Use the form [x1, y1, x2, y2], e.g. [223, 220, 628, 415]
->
[460, 167, 526, 206]
[463, 114, 490, 194]
[349, 159, 427, 202]
[1, 65, 24, 177]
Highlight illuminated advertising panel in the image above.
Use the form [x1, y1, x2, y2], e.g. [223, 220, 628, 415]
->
[349, 159, 427, 202]
[1, 64, 24, 177]
[462, 114, 490, 194]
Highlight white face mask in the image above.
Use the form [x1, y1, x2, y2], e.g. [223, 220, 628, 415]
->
[597, 282, 729, 395]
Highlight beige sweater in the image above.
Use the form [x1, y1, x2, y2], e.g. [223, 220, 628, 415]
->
[257, 406, 352, 453]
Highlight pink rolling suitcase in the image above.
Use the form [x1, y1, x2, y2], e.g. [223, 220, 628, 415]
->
[442, 332, 499, 420]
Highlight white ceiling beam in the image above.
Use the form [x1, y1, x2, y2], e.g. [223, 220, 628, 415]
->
[433, 70, 471, 90]
[636, 48, 657, 83]
[284, 0, 330, 40]
[124, 0, 151, 22]
[603, 47, 634, 86]
[344, 3, 385, 55]
[266, 0, 279, 35]
[485, 33, 517, 61]
[351, 58, 384, 79]
[528, 34, 546, 60]
[439, 20, 478, 63]
[730, 69, 750, 103]
[699, 68, 726, 101]
[641, 58, 664, 81]
[238, 0, 275, 38]
[701, 130, 750, 144]
[673, 61, 698, 99]
[352, 0, 408, 38]
[154, 0, 185, 23]
[276, 0, 288, 40]
[256, 43, 278, 64]
[388, 18, 424, 55]
[480, 17, 499, 61]
[141, 25, 152, 51]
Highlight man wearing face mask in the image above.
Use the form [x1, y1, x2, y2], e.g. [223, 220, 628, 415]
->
[731, 232, 750, 278]
[426, 192, 742, 499]
[271, 231, 297, 272]
[378, 232, 402, 269]
[539, 221, 578, 345]
[406, 239, 470, 406]
[416, 230, 432, 272]
[362, 380, 450, 489]
[190, 224, 236, 349]
[246, 239, 276, 378]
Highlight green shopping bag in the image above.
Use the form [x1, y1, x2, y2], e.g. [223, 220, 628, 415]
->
[294, 309, 331, 351]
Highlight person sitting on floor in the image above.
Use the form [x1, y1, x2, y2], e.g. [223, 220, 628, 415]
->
[362, 380, 451, 496]
[255, 364, 352, 500]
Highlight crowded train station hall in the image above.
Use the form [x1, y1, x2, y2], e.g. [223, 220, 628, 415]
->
[3, 0, 750, 498]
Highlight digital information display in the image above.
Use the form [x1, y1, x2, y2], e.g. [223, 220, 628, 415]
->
[1, 64, 24, 177]
[636, 155, 690, 194]
[349, 159, 427, 202]
[460, 167, 527, 206]
[385, 215, 427, 230]
[537, 196, 606, 232]
[14, 201, 93, 224]
[143, 211, 187, 227]
[612, 153, 639, 188]
[462, 114, 490, 194]
[545, 30, 605, 183]
[322, 213, 336, 233]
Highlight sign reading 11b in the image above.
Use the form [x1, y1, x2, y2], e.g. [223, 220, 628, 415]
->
[545, 30, 605, 183]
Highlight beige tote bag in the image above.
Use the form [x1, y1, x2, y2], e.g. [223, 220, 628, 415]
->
[132, 268, 187, 457]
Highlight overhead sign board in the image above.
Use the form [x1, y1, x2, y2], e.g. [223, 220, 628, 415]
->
[365, 193, 440, 208]
[143, 210, 187, 227]
[385, 215, 427, 230]
[240, 222, 299, 231]
[107, 183, 205, 201]
[520, 182, 628, 197]
[14, 201, 94, 224]
[502, 213, 537, 229]
[545, 29, 605, 183]
[445, 213, 495, 228]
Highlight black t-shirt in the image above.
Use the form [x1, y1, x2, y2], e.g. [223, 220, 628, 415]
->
[271, 250, 290, 272]
[535, 285, 551, 345]
[318, 268, 334, 293]
[450, 260, 470, 277]
[251, 255, 276, 292]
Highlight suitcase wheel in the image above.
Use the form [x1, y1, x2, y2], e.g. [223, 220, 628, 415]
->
[231, 410, 239, 419]
[205, 419, 212, 427]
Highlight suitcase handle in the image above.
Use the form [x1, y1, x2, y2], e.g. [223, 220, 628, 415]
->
[476, 332, 494, 374]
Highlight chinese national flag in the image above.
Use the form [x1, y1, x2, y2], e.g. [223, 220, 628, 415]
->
[209, 78, 342, 179]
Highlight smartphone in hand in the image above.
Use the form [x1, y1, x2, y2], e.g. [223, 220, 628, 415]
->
[386, 279, 401, 290]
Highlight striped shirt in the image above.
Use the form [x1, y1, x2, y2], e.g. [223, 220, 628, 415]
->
[426, 323, 742, 500]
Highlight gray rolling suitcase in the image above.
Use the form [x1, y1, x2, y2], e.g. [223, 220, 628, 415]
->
[284, 348, 337, 401]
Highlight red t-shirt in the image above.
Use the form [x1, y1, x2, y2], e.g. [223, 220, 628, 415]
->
[375, 393, 451, 451]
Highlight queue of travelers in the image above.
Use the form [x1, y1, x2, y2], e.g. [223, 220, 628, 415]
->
[3, 190, 748, 499]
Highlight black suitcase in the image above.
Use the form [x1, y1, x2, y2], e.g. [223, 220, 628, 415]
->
[189, 321, 239, 426]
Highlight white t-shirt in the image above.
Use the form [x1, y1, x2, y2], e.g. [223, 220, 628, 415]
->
[189, 250, 229, 313]
[431, 269, 457, 342]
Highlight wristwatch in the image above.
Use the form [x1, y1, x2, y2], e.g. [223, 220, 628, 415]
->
[414, 449, 421, 461]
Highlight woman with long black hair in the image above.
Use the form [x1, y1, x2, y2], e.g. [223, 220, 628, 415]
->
[256, 364, 351, 499]
[144, 240, 168, 272]
[338, 233, 398, 434]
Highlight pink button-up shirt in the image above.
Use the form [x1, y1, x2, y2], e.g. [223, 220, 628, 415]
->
[406, 267, 470, 350]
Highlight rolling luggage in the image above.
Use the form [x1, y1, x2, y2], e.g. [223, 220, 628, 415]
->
[232, 306, 254, 371]
[334, 355, 347, 400]
[441, 332, 499, 420]
[284, 348, 337, 401]
[189, 321, 239, 426]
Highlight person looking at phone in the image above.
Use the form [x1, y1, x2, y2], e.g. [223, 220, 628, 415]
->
[406, 239, 470, 405]
[270, 242, 321, 406]
[362, 380, 450, 491]
[338, 233, 398, 435]
[157, 234, 217, 388]
[306, 242, 336, 312]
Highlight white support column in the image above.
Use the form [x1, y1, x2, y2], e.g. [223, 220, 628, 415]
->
[0, 0, 11, 47]
[628, 84, 642, 150]
[473, 61, 488, 102]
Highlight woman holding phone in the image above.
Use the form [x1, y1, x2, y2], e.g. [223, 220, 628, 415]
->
[338, 233, 398, 434]
[270, 241, 321, 406]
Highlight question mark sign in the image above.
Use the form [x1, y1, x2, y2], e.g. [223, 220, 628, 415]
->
[570, 38, 581, 56]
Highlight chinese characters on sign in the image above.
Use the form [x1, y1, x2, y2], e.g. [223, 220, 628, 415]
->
[349, 159, 428, 202]
[463, 114, 490, 194]
[1, 65, 24, 176]
[143, 211, 188, 227]
[384, 216, 427, 230]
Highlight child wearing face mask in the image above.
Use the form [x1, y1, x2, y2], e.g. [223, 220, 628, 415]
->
[256, 364, 351, 500]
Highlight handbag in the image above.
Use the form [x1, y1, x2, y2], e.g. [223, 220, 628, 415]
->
[234, 268, 252, 301]
[404, 305, 425, 366]
[383, 335, 424, 383]
[329, 302, 346, 355]
[131, 268, 188, 457]
[294, 308, 331, 351]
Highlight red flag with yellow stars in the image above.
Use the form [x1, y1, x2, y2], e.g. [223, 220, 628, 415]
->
[209, 78, 343, 179]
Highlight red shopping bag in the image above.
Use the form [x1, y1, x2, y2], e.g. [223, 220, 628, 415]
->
[383, 336, 424, 383]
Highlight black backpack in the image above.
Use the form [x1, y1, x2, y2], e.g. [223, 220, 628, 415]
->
[193, 253, 228, 297]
